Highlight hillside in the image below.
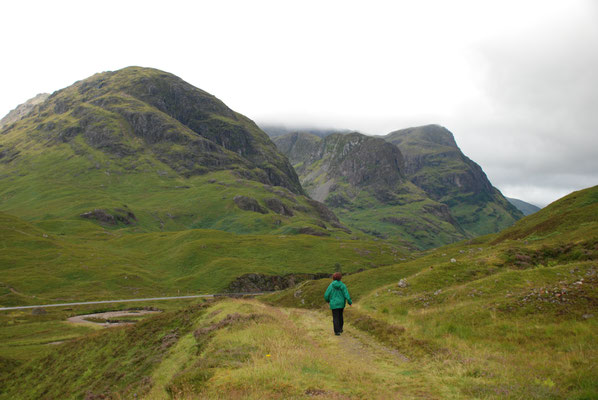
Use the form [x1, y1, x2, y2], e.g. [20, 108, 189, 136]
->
[0, 210, 402, 306]
[266, 185, 598, 399]
[273, 131, 468, 249]
[383, 125, 523, 236]
[2, 186, 596, 399]
[0, 67, 355, 238]
[507, 197, 541, 215]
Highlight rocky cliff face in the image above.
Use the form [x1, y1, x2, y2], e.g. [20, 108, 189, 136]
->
[383, 125, 523, 236]
[384, 125, 492, 197]
[274, 131, 468, 249]
[275, 132, 405, 201]
[274, 125, 523, 248]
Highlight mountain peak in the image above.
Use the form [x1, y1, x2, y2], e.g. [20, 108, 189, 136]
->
[2, 66, 303, 194]
[385, 124, 458, 149]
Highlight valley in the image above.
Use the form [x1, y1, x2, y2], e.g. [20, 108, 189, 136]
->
[0, 67, 596, 399]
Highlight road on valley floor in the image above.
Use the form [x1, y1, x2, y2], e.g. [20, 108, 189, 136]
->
[0, 293, 270, 311]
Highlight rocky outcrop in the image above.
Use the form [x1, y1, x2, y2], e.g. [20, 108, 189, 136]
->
[297, 226, 331, 237]
[80, 208, 137, 225]
[227, 272, 331, 292]
[233, 196, 267, 214]
[273, 130, 468, 248]
[274, 132, 405, 202]
[385, 125, 497, 199]
[274, 124, 523, 248]
[264, 198, 294, 216]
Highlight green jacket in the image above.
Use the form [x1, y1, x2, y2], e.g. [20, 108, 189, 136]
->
[324, 280, 352, 309]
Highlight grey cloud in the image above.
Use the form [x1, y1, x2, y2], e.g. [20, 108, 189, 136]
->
[450, 11, 598, 205]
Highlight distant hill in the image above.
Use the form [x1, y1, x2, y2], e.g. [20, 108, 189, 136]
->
[507, 197, 541, 215]
[0, 67, 415, 304]
[494, 185, 597, 242]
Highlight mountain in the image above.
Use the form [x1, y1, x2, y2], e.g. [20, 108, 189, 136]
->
[383, 125, 523, 236]
[0, 93, 49, 129]
[260, 124, 350, 139]
[0, 67, 350, 237]
[507, 197, 541, 215]
[273, 131, 468, 249]
[273, 124, 522, 249]
[0, 67, 415, 305]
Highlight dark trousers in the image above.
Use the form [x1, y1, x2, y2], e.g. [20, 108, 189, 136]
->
[332, 308, 344, 334]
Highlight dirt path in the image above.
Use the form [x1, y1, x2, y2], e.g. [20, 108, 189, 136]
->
[281, 306, 438, 399]
[288, 307, 409, 365]
[67, 310, 162, 327]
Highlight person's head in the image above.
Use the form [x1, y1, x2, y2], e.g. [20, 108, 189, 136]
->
[332, 272, 342, 281]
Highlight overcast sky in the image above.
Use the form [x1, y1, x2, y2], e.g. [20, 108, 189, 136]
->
[1, 0, 596, 206]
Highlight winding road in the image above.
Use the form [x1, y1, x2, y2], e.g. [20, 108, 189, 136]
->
[0, 292, 270, 311]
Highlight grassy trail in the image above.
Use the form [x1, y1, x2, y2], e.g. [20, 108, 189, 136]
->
[150, 299, 441, 399]
[285, 306, 436, 399]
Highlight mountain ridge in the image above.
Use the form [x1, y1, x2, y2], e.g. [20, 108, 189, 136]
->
[273, 131, 469, 249]
[273, 125, 522, 248]
[382, 124, 523, 236]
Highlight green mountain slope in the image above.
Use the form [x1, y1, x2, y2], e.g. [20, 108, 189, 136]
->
[384, 124, 523, 236]
[0, 67, 352, 237]
[273, 131, 468, 249]
[0, 208, 403, 306]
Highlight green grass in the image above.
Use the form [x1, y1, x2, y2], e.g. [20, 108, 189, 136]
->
[331, 180, 467, 249]
[264, 185, 598, 399]
[1, 302, 208, 400]
[2, 185, 597, 400]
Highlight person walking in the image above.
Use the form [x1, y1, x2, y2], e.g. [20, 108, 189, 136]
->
[324, 272, 352, 335]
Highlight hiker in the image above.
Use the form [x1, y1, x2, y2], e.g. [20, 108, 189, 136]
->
[324, 272, 352, 335]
